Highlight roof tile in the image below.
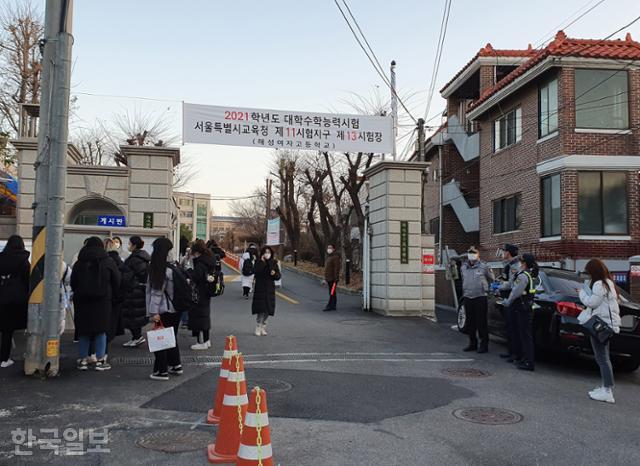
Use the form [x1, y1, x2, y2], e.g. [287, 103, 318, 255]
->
[467, 31, 640, 113]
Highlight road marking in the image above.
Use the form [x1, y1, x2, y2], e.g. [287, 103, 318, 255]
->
[275, 290, 299, 305]
[203, 357, 474, 367]
[225, 274, 241, 283]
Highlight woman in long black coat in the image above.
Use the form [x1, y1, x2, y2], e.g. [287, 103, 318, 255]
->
[187, 240, 215, 350]
[252, 246, 281, 337]
[105, 238, 126, 352]
[0, 235, 30, 368]
[121, 236, 150, 347]
[71, 237, 121, 371]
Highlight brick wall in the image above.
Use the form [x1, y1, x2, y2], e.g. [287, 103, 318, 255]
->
[475, 66, 640, 263]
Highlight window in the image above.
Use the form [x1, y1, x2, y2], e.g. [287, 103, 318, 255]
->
[539, 78, 558, 137]
[541, 175, 561, 237]
[575, 69, 629, 129]
[579, 171, 627, 235]
[493, 194, 521, 234]
[182, 211, 193, 218]
[493, 108, 522, 152]
[429, 217, 440, 244]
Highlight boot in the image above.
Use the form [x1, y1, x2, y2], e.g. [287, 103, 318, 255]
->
[463, 341, 478, 352]
[254, 324, 262, 336]
[477, 342, 489, 354]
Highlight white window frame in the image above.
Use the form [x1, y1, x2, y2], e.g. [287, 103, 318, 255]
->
[493, 107, 522, 152]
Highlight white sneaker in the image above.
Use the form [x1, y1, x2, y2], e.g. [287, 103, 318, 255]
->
[254, 325, 262, 336]
[132, 337, 146, 347]
[122, 339, 136, 347]
[260, 325, 268, 336]
[206, 340, 211, 349]
[589, 387, 615, 404]
[1, 359, 14, 368]
[87, 354, 98, 364]
[589, 386, 604, 396]
[190, 342, 209, 350]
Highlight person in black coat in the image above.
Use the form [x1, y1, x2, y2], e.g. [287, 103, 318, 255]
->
[252, 246, 281, 337]
[104, 238, 126, 355]
[0, 235, 30, 368]
[71, 237, 121, 371]
[187, 240, 214, 350]
[121, 236, 150, 347]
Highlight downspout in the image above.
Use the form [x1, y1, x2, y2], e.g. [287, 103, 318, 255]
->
[438, 145, 443, 263]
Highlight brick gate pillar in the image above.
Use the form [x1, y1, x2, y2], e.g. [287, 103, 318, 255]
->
[364, 161, 434, 316]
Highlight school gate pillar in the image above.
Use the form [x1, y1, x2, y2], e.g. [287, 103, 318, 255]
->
[363, 161, 435, 317]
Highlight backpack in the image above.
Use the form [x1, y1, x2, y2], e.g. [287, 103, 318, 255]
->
[167, 263, 199, 311]
[241, 256, 255, 276]
[73, 259, 108, 299]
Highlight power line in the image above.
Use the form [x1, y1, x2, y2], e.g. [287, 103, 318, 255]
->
[333, 0, 418, 124]
[531, 0, 606, 49]
[424, 0, 452, 121]
[73, 91, 180, 103]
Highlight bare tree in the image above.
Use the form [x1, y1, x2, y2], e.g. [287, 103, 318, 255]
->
[230, 188, 267, 246]
[73, 126, 110, 165]
[272, 150, 302, 254]
[0, 1, 43, 136]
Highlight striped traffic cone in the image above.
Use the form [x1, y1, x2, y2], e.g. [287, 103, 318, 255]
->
[207, 335, 239, 424]
[207, 353, 248, 464]
[237, 387, 274, 466]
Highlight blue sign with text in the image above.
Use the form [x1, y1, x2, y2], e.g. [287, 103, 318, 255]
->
[97, 215, 126, 227]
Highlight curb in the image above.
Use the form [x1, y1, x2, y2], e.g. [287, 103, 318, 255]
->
[281, 263, 362, 296]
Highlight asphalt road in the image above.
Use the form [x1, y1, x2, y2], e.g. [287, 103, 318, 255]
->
[0, 264, 638, 465]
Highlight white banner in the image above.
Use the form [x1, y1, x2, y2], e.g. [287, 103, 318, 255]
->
[183, 103, 393, 153]
[266, 218, 280, 246]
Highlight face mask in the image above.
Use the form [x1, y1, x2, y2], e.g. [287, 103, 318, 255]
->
[468, 254, 478, 262]
[264, 253, 271, 260]
[327, 248, 334, 255]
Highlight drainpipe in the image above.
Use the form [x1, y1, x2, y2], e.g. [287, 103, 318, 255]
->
[438, 145, 443, 264]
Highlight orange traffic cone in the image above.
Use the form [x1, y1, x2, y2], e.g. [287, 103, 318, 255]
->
[208, 335, 239, 424]
[207, 353, 248, 464]
[237, 387, 274, 466]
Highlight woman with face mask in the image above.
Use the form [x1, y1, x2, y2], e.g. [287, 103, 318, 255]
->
[251, 246, 281, 336]
[323, 244, 340, 312]
[121, 236, 151, 348]
[578, 259, 621, 404]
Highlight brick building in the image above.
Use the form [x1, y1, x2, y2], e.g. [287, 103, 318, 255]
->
[421, 31, 640, 276]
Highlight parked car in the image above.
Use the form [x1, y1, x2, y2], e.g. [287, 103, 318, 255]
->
[457, 267, 640, 372]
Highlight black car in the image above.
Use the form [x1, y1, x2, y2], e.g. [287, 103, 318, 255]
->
[457, 267, 640, 372]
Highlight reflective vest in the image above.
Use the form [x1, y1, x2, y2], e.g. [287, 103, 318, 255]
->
[516, 270, 536, 303]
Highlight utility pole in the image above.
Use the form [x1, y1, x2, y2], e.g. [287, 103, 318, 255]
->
[25, 0, 74, 377]
[390, 60, 398, 161]
[265, 178, 272, 244]
[417, 118, 425, 162]
[24, 0, 73, 376]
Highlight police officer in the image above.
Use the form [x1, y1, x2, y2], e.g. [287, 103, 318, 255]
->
[503, 253, 538, 371]
[498, 244, 521, 362]
[460, 246, 495, 353]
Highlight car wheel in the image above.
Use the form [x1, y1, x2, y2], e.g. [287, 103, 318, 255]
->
[612, 357, 640, 373]
[457, 304, 467, 333]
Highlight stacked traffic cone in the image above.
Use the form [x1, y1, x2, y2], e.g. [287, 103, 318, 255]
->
[207, 335, 239, 424]
[208, 353, 248, 464]
[237, 387, 274, 466]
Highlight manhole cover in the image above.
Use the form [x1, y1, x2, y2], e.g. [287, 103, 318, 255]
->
[452, 407, 523, 425]
[136, 429, 212, 453]
[249, 378, 293, 394]
[441, 368, 491, 378]
[339, 319, 376, 326]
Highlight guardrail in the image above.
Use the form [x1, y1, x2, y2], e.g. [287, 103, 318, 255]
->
[222, 250, 240, 271]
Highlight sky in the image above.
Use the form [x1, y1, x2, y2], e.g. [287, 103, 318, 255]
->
[65, 0, 640, 215]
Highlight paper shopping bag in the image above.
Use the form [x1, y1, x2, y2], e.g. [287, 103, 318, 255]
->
[147, 325, 176, 352]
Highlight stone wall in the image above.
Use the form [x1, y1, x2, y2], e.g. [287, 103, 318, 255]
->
[364, 161, 434, 316]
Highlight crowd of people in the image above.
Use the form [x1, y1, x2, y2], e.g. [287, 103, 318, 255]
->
[458, 243, 622, 403]
[0, 234, 283, 381]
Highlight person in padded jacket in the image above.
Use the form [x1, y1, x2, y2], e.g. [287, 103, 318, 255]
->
[0, 235, 30, 368]
[187, 240, 215, 350]
[121, 236, 151, 348]
[71, 237, 120, 371]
